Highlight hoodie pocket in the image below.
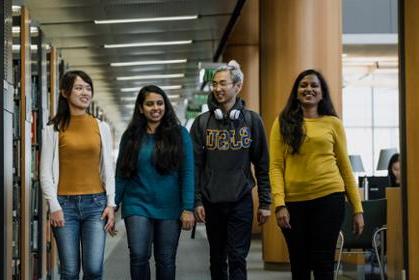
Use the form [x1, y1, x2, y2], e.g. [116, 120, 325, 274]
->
[203, 169, 249, 203]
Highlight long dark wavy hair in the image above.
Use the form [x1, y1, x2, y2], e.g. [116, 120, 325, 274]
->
[48, 70, 94, 131]
[117, 85, 183, 177]
[279, 69, 338, 154]
[387, 153, 400, 186]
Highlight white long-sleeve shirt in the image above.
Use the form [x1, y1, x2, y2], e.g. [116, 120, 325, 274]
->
[40, 118, 116, 212]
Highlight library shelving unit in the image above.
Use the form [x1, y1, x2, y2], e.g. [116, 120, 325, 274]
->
[1, 1, 15, 279]
[12, 6, 33, 279]
[1, 5, 60, 280]
[2, 5, 113, 279]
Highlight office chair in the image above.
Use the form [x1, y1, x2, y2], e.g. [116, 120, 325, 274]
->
[335, 199, 387, 280]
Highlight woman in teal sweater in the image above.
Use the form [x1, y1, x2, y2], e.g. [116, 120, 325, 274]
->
[115, 85, 195, 280]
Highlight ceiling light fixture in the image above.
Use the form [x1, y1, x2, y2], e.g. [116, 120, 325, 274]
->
[104, 40, 192, 49]
[116, 74, 184, 81]
[95, 15, 198, 25]
[12, 26, 39, 34]
[111, 59, 187, 67]
[121, 85, 183, 92]
[12, 44, 51, 51]
[12, 6, 21, 13]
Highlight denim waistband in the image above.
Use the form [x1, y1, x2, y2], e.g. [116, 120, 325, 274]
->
[58, 192, 106, 200]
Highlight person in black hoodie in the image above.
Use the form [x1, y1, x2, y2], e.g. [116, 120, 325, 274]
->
[190, 60, 271, 280]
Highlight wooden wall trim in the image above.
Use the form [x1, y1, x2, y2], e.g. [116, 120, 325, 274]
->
[49, 47, 57, 117]
[402, 0, 419, 278]
[19, 6, 31, 280]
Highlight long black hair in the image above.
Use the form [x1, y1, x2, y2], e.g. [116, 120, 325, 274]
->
[387, 153, 400, 186]
[48, 70, 94, 131]
[279, 69, 338, 154]
[117, 85, 183, 177]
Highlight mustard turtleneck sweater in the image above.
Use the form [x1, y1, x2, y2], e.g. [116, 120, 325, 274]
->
[58, 114, 104, 195]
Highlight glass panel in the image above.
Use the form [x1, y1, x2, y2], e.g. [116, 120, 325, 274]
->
[346, 128, 374, 175]
[343, 86, 372, 127]
[373, 86, 399, 127]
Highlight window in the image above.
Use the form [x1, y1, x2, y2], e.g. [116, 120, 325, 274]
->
[343, 69, 399, 176]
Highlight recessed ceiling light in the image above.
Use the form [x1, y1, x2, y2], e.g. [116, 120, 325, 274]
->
[12, 6, 21, 13]
[111, 59, 187, 67]
[121, 85, 183, 92]
[116, 74, 184, 81]
[95, 15, 198, 24]
[104, 40, 192, 49]
[12, 26, 39, 34]
[12, 44, 51, 51]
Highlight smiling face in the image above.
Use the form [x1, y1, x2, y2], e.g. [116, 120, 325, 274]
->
[211, 70, 241, 108]
[65, 76, 93, 114]
[140, 92, 166, 125]
[296, 74, 323, 109]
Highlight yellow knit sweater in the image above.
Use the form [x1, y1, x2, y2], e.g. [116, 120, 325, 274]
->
[269, 116, 363, 213]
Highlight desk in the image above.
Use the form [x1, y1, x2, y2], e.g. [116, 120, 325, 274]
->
[386, 187, 403, 280]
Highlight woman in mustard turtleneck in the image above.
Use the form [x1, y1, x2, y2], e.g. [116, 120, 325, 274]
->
[269, 69, 364, 280]
[40, 70, 115, 280]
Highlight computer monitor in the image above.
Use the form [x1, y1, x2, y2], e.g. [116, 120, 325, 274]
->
[358, 176, 389, 200]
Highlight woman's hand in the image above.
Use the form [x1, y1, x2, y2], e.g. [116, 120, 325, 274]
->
[50, 210, 65, 227]
[352, 213, 364, 236]
[275, 207, 291, 229]
[181, 210, 195, 231]
[101, 206, 115, 233]
[108, 225, 118, 237]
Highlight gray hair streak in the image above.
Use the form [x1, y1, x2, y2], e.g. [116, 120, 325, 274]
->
[213, 60, 244, 84]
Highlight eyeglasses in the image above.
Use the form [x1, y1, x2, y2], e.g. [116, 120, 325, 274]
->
[209, 81, 234, 91]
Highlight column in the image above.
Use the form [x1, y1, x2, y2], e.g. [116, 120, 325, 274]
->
[223, 0, 259, 112]
[260, 0, 343, 265]
[400, 0, 419, 279]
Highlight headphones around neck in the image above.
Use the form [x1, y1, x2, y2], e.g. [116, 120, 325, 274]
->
[213, 108, 241, 120]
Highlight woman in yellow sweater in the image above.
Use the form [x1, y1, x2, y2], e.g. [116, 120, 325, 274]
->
[270, 69, 364, 280]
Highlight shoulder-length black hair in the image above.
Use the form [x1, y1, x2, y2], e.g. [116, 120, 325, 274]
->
[387, 153, 400, 186]
[48, 70, 94, 131]
[117, 85, 183, 177]
[279, 69, 338, 154]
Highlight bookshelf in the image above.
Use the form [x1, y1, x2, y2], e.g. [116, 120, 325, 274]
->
[7, 5, 58, 280]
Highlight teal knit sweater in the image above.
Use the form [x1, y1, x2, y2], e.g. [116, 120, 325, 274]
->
[115, 127, 194, 219]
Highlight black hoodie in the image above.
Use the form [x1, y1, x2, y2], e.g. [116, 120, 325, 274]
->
[190, 94, 271, 210]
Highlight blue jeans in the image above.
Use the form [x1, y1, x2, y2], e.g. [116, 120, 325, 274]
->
[53, 193, 107, 280]
[125, 216, 181, 280]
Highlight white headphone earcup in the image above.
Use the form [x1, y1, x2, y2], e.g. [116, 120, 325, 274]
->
[214, 108, 224, 120]
[229, 109, 241, 120]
